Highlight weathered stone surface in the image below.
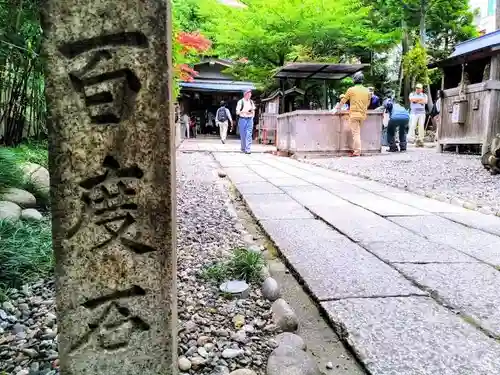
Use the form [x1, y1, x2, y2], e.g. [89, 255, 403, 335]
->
[440, 211, 500, 237]
[390, 216, 500, 267]
[396, 263, 500, 336]
[244, 194, 313, 220]
[363, 239, 475, 263]
[266, 177, 311, 187]
[322, 297, 500, 375]
[1, 188, 37, 208]
[378, 191, 466, 213]
[267, 345, 321, 375]
[0, 201, 21, 221]
[262, 277, 280, 302]
[280, 186, 350, 207]
[235, 182, 283, 195]
[335, 193, 429, 216]
[20, 163, 50, 197]
[42, 0, 175, 373]
[275, 332, 306, 351]
[271, 299, 298, 332]
[308, 204, 417, 243]
[21, 208, 43, 221]
[224, 167, 266, 183]
[261, 219, 424, 300]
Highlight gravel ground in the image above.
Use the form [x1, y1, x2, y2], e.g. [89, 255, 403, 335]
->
[0, 151, 274, 375]
[303, 147, 500, 212]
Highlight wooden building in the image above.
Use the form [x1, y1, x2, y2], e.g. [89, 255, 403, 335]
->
[179, 58, 257, 137]
[430, 30, 500, 153]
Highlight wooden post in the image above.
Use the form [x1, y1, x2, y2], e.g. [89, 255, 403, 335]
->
[42, 0, 177, 373]
[483, 0, 500, 155]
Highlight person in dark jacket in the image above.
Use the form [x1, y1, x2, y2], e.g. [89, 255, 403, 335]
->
[383, 94, 410, 152]
[368, 87, 381, 109]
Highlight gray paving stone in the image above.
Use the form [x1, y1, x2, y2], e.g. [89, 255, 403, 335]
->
[319, 182, 369, 195]
[247, 165, 290, 179]
[363, 239, 476, 263]
[441, 211, 500, 237]
[309, 204, 417, 243]
[267, 177, 311, 187]
[322, 297, 500, 375]
[280, 186, 350, 207]
[348, 179, 404, 194]
[244, 194, 313, 220]
[235, 182, 283, 195]
[395, 263, 500, 337]
[390, 216, 500, 267]
[336, 193, 429, 216]
[224, 167, 266, 183]
[380, 192, 466, 213]
[260, 219, 424, 300]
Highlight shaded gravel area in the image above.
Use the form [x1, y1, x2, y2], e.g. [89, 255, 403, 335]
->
[303, 147, 500, 212]
[176, 152, 275, 375]
[0, 151, 275, 375]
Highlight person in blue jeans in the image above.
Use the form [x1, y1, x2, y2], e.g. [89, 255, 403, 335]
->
[383, 95, 410, 152]
[236, 89, 256, 154]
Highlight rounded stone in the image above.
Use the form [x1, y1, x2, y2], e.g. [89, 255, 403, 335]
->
[262, 277, 281, 302]
[222, 348, 244, 359]
[229, 370, 258, 375]
[271, 299, 299, 332]
[0, 201, 21, 221]
[21, 208, 43, 221]
[1, 188, 36, 208]
[275, 332, 306, 351]
[21, 163, 50, 196]
[479, 206, 494, 215]
[463, 201, 478, 210]
[190, 356, 206, 370]
[219, 280, 249, 299]
[177, 357, 191, 371]
[267, 345, 321, 375]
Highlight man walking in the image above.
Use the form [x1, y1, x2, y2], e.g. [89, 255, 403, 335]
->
[338, 72, 371, 157]
[409, 83, 428, 147]
[236, 89, 255, 154]
[216, 101, 233, 144]
[383, 94, 410, 152]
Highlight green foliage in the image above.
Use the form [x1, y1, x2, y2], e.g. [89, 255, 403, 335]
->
[202, 247, 265, 284]
[0, 218, 53, 298]
[197, 0, 399, 91]
[0, 148, 25, 194]
[403, 41, 430, 85]
[8, 140, 48, 168]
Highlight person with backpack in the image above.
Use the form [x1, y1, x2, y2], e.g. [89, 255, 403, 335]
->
[216, 101, 233, 144]
[236, 89, 256, 154]
[383, 93, 410, 152]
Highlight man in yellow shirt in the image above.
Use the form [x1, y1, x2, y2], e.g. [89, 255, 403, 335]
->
[338, 72, 371, 156]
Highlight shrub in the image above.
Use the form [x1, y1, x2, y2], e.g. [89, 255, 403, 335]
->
[0, 148, 25, 194]
[0, 218, 53, 299]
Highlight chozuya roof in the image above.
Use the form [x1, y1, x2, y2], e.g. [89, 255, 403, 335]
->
[274, 63, 368, 80]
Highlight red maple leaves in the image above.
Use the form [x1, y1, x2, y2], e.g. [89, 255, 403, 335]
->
[175, 32, 212, 82]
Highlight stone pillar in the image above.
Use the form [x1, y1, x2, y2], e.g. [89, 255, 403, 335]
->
[41, 0, 176, 374]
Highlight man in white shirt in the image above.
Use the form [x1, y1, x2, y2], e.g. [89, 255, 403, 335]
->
[216, 101, 233, 144]
[236, 89, 256, 154]
[408, 83, 428, 147]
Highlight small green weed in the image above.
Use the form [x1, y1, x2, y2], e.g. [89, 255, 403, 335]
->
[228, 247, 265, 282]
[0, 218, 53, 300]
[202, 247, 265, 284]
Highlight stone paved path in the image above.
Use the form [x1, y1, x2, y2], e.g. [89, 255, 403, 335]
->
[210, 150, 500, 375]
[179, 137, 275, 153]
